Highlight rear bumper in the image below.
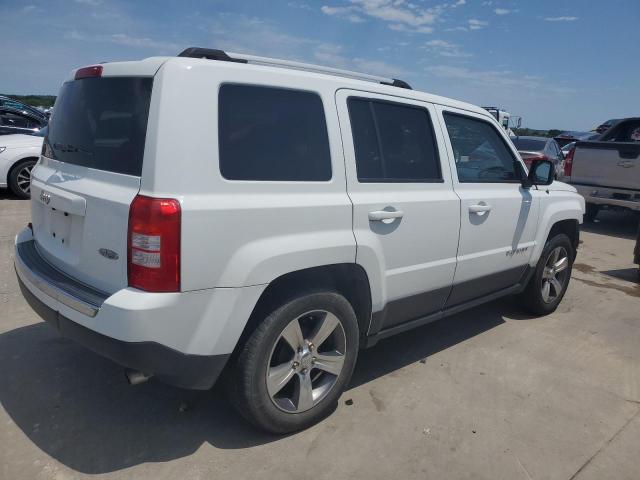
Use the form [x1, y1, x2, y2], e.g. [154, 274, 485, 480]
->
[17, 275, 229, 389]
[574, 184, 640, 211]
[14, 231, 234, 390]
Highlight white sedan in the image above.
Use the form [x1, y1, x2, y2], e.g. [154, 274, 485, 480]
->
[0, 131, 43, 198]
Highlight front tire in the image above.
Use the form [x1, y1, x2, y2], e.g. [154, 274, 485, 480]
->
[227, 291, 359, 434]
[8, 159, 36, 199]
[521, 233, 574, 315]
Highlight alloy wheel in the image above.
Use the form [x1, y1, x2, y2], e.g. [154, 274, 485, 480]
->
[541, 246, 570, 303]
[16, 163, 34, 196]
[266, 310, 346, 413]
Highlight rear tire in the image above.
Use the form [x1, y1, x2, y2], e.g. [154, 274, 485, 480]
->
[521, 233, 574, 315]
[8, 159, 36, 199]
[584, 203, 600, 222]
[226, 291, 359, 434]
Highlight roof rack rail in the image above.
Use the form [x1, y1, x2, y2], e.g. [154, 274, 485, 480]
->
[178, 47, 412, 90]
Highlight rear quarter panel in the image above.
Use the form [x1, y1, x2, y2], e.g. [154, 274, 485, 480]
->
[146, 59, 356, 291]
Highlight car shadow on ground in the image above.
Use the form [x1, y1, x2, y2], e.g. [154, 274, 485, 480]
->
[580, 210, 639, 240]
[601, 268, 640, 285]
[0, 190, 25, 201]
[0, 297, 526, 474]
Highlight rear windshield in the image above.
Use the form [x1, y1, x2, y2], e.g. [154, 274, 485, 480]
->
[511, 138, 546, 151]
[47, 77, 152, 176]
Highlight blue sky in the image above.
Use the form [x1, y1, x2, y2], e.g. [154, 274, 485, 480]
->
[1, 0, 638, 130]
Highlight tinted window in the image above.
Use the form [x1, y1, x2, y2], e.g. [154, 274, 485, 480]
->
[47, 77, 152, 176]
[511, 138, 547, 151]
[610, 120, 640, 142]
[0, 113, 30, 128]
[444, 113, 519, 183]
[218, 85, 331, 181]
[0, 99, 44, 119]
[348, 98, 441, 182]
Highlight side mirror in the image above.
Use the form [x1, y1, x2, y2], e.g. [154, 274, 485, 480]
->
[528, 159, 555, 186]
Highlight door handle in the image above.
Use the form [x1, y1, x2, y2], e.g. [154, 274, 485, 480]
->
[368, 210, 404, 221]
[468, 203, 492, 214]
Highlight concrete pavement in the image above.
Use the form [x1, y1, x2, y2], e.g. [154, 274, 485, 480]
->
[1, 193, 638, 480]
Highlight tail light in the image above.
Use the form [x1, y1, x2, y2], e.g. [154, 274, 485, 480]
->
[128, 195, 181, 292]
[564, 147, 575, 177]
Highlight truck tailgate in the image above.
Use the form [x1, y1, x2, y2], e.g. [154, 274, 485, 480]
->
[571, 142, 640, 190]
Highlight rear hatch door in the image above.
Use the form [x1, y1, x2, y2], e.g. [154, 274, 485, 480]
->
[31, 69, 157, 294]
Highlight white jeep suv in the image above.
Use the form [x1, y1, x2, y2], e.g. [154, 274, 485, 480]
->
[15, 48, 584, 433]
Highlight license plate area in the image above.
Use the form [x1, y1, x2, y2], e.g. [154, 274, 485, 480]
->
[43, 207, 72, 247]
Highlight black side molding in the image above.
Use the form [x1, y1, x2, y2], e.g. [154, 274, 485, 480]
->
[363, 266, 535, 348]
[178, 47, 248, 63]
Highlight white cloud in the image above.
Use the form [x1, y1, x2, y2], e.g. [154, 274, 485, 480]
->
[206, 14, 405, 80]
[64, 30, 178, 52]
[287, 2, 314, 11]
[209, 14, 315, 57]
[389, 23, 434, 34]
[426, 64, 575, 94]
[494, 8, 510, 15]
[451, 0, 466, 7]
[353, 58, 408, 78]
[108, 34, 179, 51]
[320, 6, 365, 23]
[468, 18, 489, 30]
[423, 39, 471, 58]
[321, 0, 445, 34]
[544, 16, 579, 22]
[75, 0, 102, 5]
[351, 0, 438, 26]
[313, 42, 406, 78]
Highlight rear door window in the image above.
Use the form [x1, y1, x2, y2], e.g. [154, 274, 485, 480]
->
[46, 77, 153, 176]
[218, 84, 332, 181]
[347, 97, 442, 182]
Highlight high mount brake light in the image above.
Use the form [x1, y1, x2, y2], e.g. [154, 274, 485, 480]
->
[75, 65, 103, 80]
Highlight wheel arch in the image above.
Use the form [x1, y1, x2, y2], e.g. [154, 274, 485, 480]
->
[233, 264, 373, 355]
[547, 219, 580, 258]
[531, 194, 584, 265]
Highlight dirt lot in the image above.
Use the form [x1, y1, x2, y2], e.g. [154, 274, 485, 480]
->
[1, 193, 639, 480]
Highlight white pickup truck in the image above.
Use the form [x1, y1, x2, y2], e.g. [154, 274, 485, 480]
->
[564, 117, 640, 220]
